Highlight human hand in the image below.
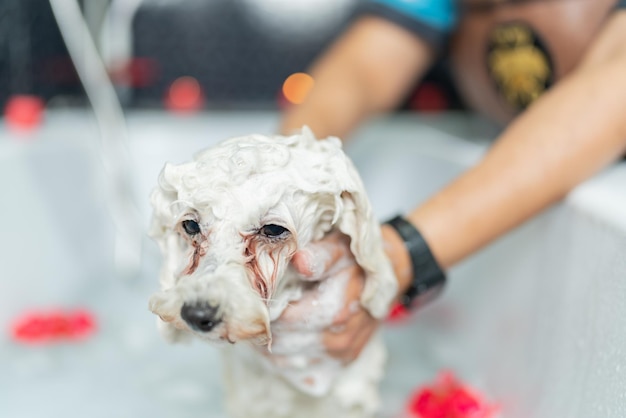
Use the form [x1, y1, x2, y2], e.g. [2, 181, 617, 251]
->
[285, 231, 382, 364]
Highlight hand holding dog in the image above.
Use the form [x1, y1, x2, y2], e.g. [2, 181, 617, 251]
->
[281, 231, 376, 364]
[284, 226, 413, 364]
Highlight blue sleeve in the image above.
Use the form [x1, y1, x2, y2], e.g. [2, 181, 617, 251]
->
[616, 0, 626, 8]
[357, 0, 458, 51]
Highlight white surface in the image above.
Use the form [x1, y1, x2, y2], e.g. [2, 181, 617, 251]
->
[1, 110, 625, 417]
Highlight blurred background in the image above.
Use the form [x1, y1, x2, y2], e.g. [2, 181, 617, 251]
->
[1, 1, 626, 418]
[0, 1, 478, 417]
[0, 0, 465, 112]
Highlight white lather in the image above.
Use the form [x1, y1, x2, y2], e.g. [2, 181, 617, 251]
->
[148, 127, 397, 418]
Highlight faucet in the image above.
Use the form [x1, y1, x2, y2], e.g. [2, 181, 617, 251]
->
[49, 0, 143, 278]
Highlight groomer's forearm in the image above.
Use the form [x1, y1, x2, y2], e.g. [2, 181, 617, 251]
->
[281, 17, 434, 139]
[279, 63, 374, 140]
[409, 52, 626, 270]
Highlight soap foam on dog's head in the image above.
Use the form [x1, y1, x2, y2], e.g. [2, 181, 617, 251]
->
[148, 127, 398, 395]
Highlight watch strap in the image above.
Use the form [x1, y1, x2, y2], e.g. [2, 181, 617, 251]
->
[385, 215, 446, 309]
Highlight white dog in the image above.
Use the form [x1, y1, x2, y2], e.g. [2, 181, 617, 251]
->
[148, 127, 397, 418]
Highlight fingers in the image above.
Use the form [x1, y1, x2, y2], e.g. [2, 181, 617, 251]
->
[322, 270, 380, 364]
[278, 263, 362, 327]
[323, 307, 379, 364]
[285, 230, 380, 364]
[291, 232, 353, 281]
[325, 264, 364, 324]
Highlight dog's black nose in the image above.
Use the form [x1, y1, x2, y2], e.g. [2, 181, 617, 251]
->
[181, 303, 221, 332]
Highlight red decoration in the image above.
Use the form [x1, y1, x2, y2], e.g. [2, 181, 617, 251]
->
[164, 76, 204, 112]
[11, 309, 96, 344]
[407, 371, 498, 418]
[4, 95, 45, 132]
[387, 301, 411, 322]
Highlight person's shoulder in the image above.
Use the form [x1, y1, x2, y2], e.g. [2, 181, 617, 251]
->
[357, 0, 458, 51]
[363, 0, 457, 31]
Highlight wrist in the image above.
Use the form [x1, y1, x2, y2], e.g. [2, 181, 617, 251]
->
[383, 215, 446, 309]
[381, 224, 413, 296]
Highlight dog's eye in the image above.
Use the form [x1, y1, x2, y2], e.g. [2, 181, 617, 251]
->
[261, 224, 288, 238]
[182, 220, 201, 235]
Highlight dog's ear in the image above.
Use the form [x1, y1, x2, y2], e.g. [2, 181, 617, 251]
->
[148, 162, 185, 240]
[310, 134, 397, 319]
[148, 162, 189, 292]
[335, 187, 398, 319]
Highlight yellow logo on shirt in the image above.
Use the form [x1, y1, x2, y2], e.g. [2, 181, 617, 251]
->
[487, 22, 552, 111]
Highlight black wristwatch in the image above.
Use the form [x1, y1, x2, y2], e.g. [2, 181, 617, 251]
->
[384, 215, 446, 309]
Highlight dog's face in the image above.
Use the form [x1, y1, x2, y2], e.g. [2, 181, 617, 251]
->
[148, 128, 397, 347]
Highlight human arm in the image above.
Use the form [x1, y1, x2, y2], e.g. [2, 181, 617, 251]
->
[409, 10, 626, 269]
[320, 10, 626, 362]
[279, 15, 435, 139]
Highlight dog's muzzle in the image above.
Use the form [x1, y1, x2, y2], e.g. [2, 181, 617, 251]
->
[180, 302, 221, 332]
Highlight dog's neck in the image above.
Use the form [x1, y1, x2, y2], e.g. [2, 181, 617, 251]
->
[248, 261, 352, 397]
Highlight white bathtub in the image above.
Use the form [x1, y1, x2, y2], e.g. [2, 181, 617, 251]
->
[1, 110, 625, 418]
